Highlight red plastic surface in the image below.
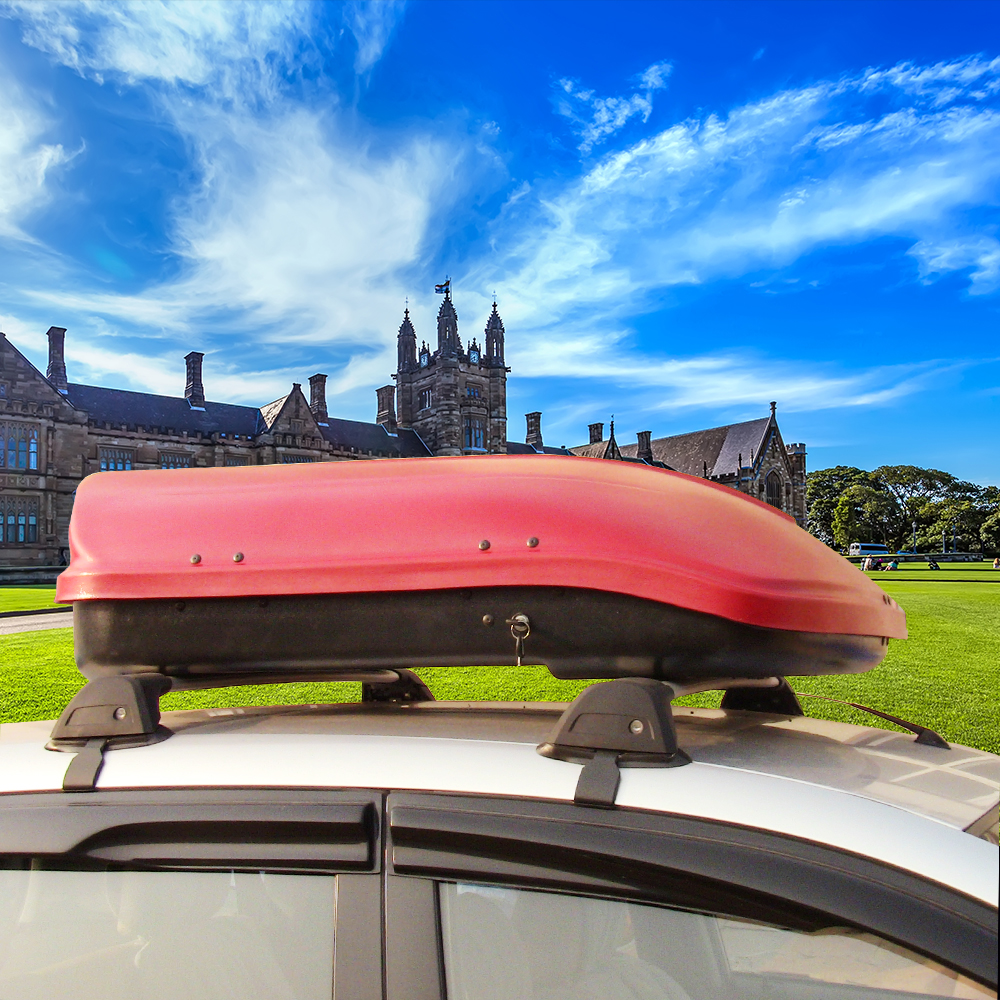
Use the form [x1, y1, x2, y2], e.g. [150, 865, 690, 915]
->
[57, 456, 906, 638]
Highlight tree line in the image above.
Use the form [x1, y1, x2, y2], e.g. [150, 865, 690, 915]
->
[805, 465, 1000, 553]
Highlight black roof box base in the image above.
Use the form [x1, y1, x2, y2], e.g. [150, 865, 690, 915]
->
[72, 587, 889, 685]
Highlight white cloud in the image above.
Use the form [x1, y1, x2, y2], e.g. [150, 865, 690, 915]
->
[1, 0, 403, 98]
[556, 60, 672, 154]
[0, 74, 69, 239]
[908, 236, 1000, 294]
[344, 0, 406, 75]
[480, 55, 1000, 348]
[2, 0, 315, 97]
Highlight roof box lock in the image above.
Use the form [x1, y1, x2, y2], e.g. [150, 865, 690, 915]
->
[538, 678, 692, 809]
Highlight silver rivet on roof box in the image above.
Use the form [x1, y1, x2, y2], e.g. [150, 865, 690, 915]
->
[527, 536, 539, 547]
[629, 719, 644, 734]
[233, 552, 244, 563]
[482, 614, 494, 626]
[479, 539, 490, 550]
[190, 554, 201, 564]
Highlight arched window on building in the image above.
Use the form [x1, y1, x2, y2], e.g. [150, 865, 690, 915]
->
[765, 470, 783, 509]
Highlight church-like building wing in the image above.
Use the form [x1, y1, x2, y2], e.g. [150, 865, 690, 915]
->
[1, 294, 806, 569]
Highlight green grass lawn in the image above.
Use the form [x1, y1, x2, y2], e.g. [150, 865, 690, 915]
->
[0, 588, 62, 613]
[2, 580, 997, 754]
[862, 560, 998, 584]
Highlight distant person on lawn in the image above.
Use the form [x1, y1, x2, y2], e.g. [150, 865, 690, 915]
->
[994, 557, 999, 570]
[928, 559, 941, 570]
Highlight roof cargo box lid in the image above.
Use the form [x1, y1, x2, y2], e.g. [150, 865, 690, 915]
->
[57, 456, 905, 683]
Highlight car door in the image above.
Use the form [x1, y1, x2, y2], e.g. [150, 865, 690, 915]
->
[0, 788, 384, 1000]
[383, 791, 998, 1000]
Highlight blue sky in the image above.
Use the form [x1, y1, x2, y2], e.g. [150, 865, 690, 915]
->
[0, 0, 997, 482]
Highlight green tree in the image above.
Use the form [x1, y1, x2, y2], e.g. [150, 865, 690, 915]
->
[981, 511, 1000, 553]
[806, 466, 869, 547]
[832, 484, 900, 550]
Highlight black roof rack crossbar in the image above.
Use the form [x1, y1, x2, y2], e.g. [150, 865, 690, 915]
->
[48, 669, 436, 791]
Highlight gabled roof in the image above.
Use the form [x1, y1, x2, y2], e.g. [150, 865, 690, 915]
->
[320, 418, 431, 457]
[611, 417, 771, 477]
[0, 333, 77, 407]
[259, 394, 288, 430]
[65, 383, 262, 437]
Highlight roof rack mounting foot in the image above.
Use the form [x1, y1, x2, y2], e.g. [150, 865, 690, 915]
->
[362, 668, 435, 703]
[62, 738, 108, 792]
[721, 677, 803, 716]
[538, 678, 692, 809]
[48, 675, 174, 791]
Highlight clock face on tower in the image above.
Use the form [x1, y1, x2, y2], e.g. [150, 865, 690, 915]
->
[469, 350, 479, 364]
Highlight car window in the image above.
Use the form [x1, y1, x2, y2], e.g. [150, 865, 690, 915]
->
[439, 882, 995, 1000]
[0, 867, 335, 1000]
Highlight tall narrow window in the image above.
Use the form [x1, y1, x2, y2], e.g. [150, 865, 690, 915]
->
[28, 429, 38, 470]
[765, 470, 782, 509]
[6, 434, 14, 469]
[464, 417, 485, 451]
[17, 438, 26, 469]
[419, 389, 432, 410]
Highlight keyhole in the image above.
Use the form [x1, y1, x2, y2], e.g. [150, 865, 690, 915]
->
[505, 614, 531, 666]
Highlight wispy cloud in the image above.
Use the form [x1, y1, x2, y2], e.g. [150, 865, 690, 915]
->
[555, 60, 672, 154]
[908, 235, 1000, 294]
[482, 55, 1000, 345]
[0, 72, 69, 239]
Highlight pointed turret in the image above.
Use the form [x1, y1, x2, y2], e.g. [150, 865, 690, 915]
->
[485, 300, 505, 366]
[397, 307, 417, 372]
[437, 288, 460, 355]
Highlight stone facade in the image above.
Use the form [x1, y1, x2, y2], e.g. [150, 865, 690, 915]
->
[0, 327, 430, 566]
[1, 294, 808, 566]
[569, 403, 808, 527]
[392, 291, 508, 455]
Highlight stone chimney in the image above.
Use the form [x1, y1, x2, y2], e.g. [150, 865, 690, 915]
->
[309, 373, 328, 424]
[588, 422, 604, 444]
[185, 351, 205, 409]
[376, 385, 397, 432]
[525, 411, 543, 449]
[637, 430, 653, 462]
[46, 326, 68, 393]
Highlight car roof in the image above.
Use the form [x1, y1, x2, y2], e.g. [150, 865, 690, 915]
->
[2, 703, 996, 907]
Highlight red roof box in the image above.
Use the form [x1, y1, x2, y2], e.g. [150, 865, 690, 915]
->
[58, 456, 904, 685]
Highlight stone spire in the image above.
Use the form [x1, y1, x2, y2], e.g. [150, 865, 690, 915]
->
[397, 307, 417, 372]
[485, 300, 505, 366]
[436, 287, 460, 355]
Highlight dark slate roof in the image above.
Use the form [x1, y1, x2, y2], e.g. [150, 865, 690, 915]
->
[319, 418, 431, 458]
[66, 383, 262, 436]
[506, 442, 573, 456]
[613, 418, 770, 477]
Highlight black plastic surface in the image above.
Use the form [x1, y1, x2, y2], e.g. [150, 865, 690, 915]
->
[387, 792, 998, 989]
[72, 587, 888, 683]
[0, 789, 382, 872]
[50, 674, 171, 740]
[721, 678, 804, 715]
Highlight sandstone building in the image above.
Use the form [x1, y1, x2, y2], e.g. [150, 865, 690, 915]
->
[1, 290, 805, 566]
[569, 408, 807, 527]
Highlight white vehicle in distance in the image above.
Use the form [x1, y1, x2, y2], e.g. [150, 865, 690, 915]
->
[849, 542, 892, 557]
[0, 457, 996, 1000]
